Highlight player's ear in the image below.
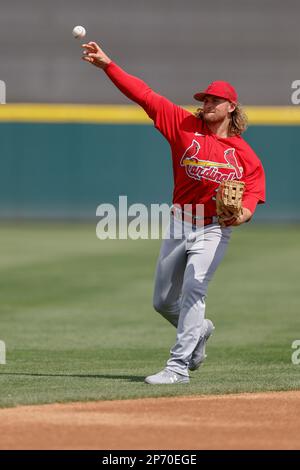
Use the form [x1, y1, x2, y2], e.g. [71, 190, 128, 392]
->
[228, 102, 236, 113]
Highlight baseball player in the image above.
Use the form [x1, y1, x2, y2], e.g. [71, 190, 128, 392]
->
[82, 42, 266, 385]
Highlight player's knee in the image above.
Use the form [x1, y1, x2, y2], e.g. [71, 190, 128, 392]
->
[153, 294, 172, 314]
[153, 296, 166, 314]
[153, 296, 178, 327]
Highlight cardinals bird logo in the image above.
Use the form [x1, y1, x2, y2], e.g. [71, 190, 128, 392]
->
[180, 140, 243, 182]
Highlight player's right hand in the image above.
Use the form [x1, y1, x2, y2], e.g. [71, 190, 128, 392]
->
[81, 42, 111, 69]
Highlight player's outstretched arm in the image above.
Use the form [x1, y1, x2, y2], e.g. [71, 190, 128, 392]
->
[81, 41, 162, 112]
[82, 42, 111, 69]
[81, 41, 189, 142]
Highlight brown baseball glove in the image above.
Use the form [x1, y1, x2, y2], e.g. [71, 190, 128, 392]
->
[216, 180, 245, 227]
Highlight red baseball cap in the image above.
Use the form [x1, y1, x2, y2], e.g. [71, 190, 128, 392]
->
[194, 81, 238, 104]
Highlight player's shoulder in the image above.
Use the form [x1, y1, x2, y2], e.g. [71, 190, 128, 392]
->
[163, 104, 200, 133]
[231, 135, 263, 166]
[158, 95, 191, 113]
[177, 109, 203, 130]
[161, 98, 194, 122]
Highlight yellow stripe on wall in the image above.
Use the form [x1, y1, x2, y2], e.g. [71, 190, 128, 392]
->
[0, 104, 149, 124]
[245, 107, 300, 125]
[1, 104, 300, 125]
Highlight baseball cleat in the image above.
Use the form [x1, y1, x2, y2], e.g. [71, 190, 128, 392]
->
[188, 319, 215, 371]
[145, 368, 190, 385]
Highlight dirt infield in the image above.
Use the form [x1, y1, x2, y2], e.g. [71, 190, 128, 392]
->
[0, 391, 299, 450]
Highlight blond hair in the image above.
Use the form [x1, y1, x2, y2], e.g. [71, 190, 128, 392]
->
[194, 103, 248, 136]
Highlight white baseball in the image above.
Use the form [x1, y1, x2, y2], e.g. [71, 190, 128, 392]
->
[72, 25, 86, 39]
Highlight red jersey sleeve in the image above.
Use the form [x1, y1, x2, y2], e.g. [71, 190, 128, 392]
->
[229, 137, 266, 214]
[242, 160, 266, 213]
[105, 61, 190, 142]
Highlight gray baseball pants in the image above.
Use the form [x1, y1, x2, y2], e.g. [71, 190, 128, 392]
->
[153, 217, 232, 376]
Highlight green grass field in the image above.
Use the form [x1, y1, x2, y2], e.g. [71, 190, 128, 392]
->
[0, 223, 299, 408]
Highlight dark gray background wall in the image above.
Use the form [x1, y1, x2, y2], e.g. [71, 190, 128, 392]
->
[1, 0, 299, 104]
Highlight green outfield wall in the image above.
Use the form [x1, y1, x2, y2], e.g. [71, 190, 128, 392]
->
[0, 105, 299, 221]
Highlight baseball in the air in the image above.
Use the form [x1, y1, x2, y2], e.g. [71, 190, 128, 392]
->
[72, 25, 86, 39]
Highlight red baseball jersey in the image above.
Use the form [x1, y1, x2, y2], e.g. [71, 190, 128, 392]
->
[105, 62, 266, 216]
